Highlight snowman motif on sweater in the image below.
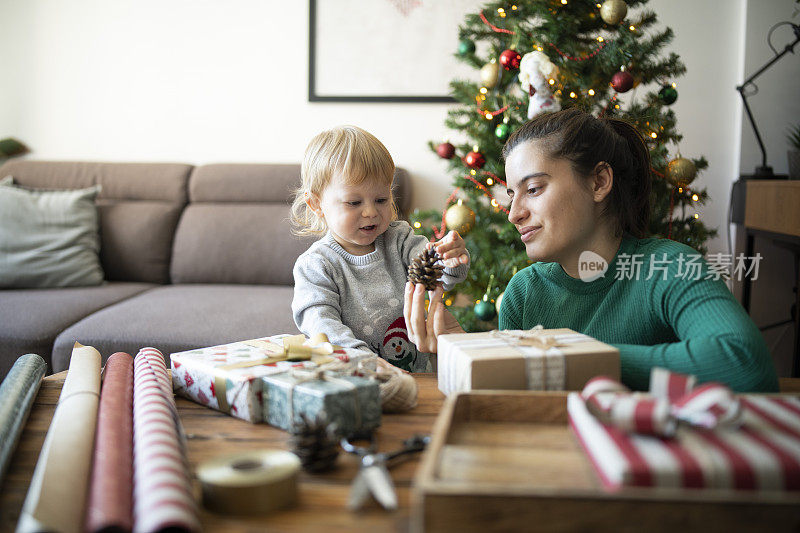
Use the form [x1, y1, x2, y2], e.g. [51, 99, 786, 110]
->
[380, 316, 419, 372]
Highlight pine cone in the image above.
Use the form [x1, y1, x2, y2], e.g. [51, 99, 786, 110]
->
[289, 412, 340, 473]
[407, 247, 445, 290]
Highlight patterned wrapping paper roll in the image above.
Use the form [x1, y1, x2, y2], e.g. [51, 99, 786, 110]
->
[0, 353, 46, 485]
[86, 352, 134, 533]
[17, 342, 101, 533]
[133, 348, 200, 533]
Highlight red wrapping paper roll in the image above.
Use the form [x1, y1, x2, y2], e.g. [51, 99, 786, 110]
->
[133, 347, 199, 533]
[86, 352, 134, 533]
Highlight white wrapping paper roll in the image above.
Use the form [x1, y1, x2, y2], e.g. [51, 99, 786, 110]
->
[133, 347, 200, 533]
[17, 342, 101, 533]
[197, 450, 300, 515]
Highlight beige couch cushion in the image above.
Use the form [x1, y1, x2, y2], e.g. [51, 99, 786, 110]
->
[0, 282, 155, 375]
[51, 284, 299, 372]
[170, 164, 314, 285]
[0, 160, 192, 284]
[170, 164, 412, 286]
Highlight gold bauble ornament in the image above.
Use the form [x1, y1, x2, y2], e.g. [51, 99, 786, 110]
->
[444, 203, 475, 235]
[667, 157, 697, 187]
[600, 0, 628, 25]
[480, 61, 500, 88]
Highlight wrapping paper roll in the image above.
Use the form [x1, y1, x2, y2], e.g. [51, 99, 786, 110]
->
[17, 343, 101, 533]
[0, 353, 46, 485]
[86, 352, 134, 533]
[197, 450, 300, 515]
[133, 348, 200, 533]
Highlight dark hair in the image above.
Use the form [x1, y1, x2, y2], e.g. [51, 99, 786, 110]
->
[502, 108, 651, 238]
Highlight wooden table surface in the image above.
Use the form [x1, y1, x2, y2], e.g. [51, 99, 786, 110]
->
[2, 373, 799, 533]
[0, 371, 445, 533]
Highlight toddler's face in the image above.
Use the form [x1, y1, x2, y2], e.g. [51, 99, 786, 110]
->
[314, 173, 393, 255]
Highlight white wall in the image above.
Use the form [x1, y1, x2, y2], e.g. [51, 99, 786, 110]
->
[0, 0, 456, 208]
[1, 0, 795, 257]
[737, 0, 800, 377]
[740, 0, 800, 176]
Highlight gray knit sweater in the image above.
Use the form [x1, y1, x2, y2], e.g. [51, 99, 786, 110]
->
[292, 221, 469, 372]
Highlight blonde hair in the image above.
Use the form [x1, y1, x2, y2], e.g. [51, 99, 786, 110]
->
[291, 125, 397, 236]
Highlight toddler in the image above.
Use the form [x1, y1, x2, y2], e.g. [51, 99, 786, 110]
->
[290, 125, 469, 372]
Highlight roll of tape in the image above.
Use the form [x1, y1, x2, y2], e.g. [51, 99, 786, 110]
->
[197, 450, 301, 515]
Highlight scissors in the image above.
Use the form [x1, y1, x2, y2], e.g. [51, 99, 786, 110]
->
[341, 434, 431, 511]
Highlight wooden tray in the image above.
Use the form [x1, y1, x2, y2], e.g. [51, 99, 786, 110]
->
[412, 391, 800, 532]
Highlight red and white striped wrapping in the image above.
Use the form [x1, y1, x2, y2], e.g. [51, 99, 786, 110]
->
[568, 369, 800, 491]
[133, 348, 200, 533]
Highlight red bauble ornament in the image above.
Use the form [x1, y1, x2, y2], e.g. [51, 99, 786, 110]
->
[611, 71, 634, 93]
[499, 49, 521, 70]
[464, 151, 486, 169]
[436, 142, 456, 159]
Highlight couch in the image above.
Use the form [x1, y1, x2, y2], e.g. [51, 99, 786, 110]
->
[0, 160, 411, 378]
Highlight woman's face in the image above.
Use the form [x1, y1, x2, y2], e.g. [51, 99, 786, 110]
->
[505, 139, 600, 266]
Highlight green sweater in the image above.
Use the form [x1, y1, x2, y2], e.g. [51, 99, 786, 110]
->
[499, 235, 778, 392]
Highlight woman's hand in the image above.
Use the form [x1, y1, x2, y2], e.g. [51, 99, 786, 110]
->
[431, 230, 469, 269]
[404, 282, 464, 353]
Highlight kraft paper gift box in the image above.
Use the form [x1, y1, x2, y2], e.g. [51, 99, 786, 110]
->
[437, 327, 620, 396]
[171, 334, 376, 423]
[261, 370, 381, 437]
[568, 368, 800, 491]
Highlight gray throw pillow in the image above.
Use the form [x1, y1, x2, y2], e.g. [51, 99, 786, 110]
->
[0, 178, 105, 288]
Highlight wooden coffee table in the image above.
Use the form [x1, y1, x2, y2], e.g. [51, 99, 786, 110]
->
[0, 371, 445, 532]
[3, 373, 798, 532]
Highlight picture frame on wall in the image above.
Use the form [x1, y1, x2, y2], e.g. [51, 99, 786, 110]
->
[308, 0, 481, 103]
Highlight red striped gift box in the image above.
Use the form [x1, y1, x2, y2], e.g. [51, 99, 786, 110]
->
[568, 368, 800, 491]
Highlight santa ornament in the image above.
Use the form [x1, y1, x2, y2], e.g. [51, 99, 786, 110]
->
[518, 51, 561, 119]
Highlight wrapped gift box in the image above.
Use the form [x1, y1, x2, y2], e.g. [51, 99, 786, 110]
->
[171, 334, 375, 423]
[262, 370, 381, 437]
[568, 372, 800, 491]
[437, 328, 619, 396]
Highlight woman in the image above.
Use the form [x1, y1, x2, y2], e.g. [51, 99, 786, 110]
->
[405, 109, 777, 392]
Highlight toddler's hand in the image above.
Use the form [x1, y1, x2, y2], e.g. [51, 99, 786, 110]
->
[430, 231, 469, 269]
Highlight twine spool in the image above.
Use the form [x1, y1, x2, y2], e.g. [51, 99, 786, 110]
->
[369, 359, 418, 413]
[197, 450, 300, 515]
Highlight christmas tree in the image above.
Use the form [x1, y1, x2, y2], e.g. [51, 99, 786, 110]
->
[410, 0, 717, 332]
